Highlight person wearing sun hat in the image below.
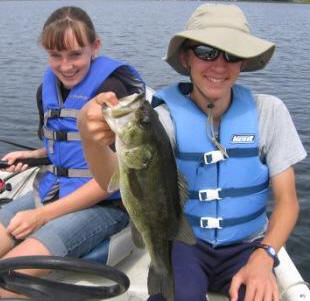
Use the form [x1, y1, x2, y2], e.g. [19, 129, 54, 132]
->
[76, 3, 307, 301]
[147, 3, 306, 301]
[165, 4, 275, 75]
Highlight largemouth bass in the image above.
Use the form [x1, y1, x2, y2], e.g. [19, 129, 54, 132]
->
[103, 93, 195, 301]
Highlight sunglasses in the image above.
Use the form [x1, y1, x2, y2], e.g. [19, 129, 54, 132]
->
[186, 44, 243, 63]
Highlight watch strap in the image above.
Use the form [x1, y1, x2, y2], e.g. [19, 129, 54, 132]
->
[254, 243, 280, 267]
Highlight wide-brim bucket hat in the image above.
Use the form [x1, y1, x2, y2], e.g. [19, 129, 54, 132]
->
[165, 4, 276, 75]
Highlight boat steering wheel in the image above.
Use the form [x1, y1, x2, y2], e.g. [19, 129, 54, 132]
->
[0, 255, 130, 301]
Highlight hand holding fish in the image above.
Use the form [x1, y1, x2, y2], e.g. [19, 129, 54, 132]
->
[78, 92, 119, 190]
[79, 92, 119, 147]
[95, 91, 119, 107]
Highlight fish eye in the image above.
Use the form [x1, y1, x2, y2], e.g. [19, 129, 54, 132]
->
[139, 115, 151, 127]
[142, 157, 149, 167]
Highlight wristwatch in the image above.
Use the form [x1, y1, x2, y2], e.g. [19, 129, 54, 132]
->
[254, 243, 280, 267]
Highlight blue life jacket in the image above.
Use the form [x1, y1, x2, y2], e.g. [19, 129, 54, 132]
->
[154, 83, 269, 246]
[38, 56, 143, 203]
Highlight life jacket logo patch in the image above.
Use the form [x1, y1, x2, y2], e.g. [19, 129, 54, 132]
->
[231, 134, 255, 144]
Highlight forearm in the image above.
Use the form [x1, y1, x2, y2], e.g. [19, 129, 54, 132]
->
[230, 169, 298, 300]
[37, 179, 111, 223]
[249, 167, 299, 265]
[262, 167, 299, 251]
[78, 95, 119, 191]
[83, 141, 117, 191]
[261, 195, 299, 252]
[30, 147, 48, 158]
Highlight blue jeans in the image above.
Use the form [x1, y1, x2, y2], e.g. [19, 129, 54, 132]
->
[0, 191, 129, 257]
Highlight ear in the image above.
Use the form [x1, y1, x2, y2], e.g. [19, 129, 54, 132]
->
[179, 48, 189, 70]
[92, 38, 101, 57]
[240, 59, 246, 72]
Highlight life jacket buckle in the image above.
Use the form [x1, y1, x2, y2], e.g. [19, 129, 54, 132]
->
[50, 109, 61, 119]
[52, 166, 68, 177]
[204, 150, 225, 164]
[200, 217, 223, 229]
[198, 188, 222, 201]
[53, 131, 68, 141]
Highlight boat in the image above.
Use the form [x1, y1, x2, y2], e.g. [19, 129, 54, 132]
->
[1, 164, 310, 300]
[0, 88, 309, 300]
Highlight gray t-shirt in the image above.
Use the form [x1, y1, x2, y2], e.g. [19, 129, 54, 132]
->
[155, 93, 307, 178]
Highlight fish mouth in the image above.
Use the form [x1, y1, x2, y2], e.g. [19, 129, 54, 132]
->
[102, 93, 146, 133]
[102, 93, 144, 118]
[102, 106, 137, 135]
[112, 93, 145, 117]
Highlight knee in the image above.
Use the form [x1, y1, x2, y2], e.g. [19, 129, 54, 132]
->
[0, 222, 15, 257]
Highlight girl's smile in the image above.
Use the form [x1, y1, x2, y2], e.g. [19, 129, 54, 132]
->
[47, 29, 99, 89]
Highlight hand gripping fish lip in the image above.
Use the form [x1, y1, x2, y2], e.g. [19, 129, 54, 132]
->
[102, 93, 145, 119]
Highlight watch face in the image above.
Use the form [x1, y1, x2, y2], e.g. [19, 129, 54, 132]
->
[268, 246, 276, 256]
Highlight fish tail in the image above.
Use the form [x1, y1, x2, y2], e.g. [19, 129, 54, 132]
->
[147, 264, 174, 301]
[164, 271, 175, 301]
[175, 214, 197, 245]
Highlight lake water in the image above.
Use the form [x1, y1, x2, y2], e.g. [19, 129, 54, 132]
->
[0, 0, 309, 281]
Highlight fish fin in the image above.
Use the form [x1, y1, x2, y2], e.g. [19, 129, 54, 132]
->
[147, 264, 162, 296]
[147, 264, 174, 301]
[127, 169, 144, 199]
[164, 271, 175, 301]
[176, 171, 196, 245]
[130, 220, 145, 249]
[175, 214, 197, 246]
[177, 171, 189, 208]
[107, 169, 120, 193]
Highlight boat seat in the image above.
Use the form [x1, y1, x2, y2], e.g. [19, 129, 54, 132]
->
[82, 225, 134, 266]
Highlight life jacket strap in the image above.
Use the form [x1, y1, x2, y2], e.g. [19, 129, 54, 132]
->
[177, 147, 259, 165]
[189, 180, 269, 201]
[43, 127, 80, 141]
[45, 165, 92, 178]
[186, 206, 266, 229]
[44, 108, 79, 123]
